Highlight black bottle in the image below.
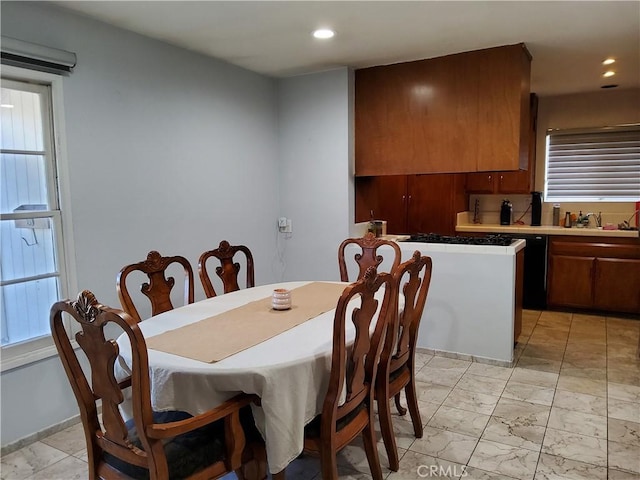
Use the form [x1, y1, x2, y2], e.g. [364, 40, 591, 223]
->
[531, 191, 542, 226]
[500, 199, 512, 225]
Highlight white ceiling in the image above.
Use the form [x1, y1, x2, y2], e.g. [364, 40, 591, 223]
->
[54, 1, 640, 97]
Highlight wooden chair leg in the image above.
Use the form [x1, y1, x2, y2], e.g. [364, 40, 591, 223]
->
[319, 445, 339, 480]
[394, 392, 407, 416]
[240, 443, 268, 480]
[405, 379, 423, 438]
[272, 469, 286, 480]
[377, 396, 400, 471]
[362, 420, 384, 480]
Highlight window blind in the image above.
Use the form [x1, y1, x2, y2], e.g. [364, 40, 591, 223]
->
[1, 36, 76, 75]
[545, 126, 640, 202]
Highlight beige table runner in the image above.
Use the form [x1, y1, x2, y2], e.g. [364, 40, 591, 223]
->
[146, 282, 346, 363]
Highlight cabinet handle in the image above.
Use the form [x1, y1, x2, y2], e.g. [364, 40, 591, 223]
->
[402, 195, 406, 202]
[408, 195, 412, 202]
[488, 175, 492, 183]
[500, 175, 504, 183]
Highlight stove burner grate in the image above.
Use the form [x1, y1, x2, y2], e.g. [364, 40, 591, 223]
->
[407, 233, 513, 246]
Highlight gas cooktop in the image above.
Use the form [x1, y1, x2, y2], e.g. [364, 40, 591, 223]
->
[405, 233, 514, 246]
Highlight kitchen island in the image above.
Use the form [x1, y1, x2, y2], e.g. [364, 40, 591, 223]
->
[398, 239, 525, 366]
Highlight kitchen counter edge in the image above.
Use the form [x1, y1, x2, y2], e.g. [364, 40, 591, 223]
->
[456, 224, 639, 238]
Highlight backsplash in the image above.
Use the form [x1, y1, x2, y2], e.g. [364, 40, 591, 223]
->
[469, 195, 639, 229]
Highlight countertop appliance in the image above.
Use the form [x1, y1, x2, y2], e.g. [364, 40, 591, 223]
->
[405, 233, 515, 246]
[509, 233, 548, 310]
[531, 192, 542, 226]
[500, 200, 512, 225]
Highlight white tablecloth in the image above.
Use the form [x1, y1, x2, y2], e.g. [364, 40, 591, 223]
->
[116, 281, 354, 474]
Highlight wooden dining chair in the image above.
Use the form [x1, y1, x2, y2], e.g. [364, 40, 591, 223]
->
[50, 290, 265, 480]
[273, 266, 395, 480]
[376, 250, 433, 471]
[198, 240, 255, 298]
[337, 232, 401, 282]
[117, 250, 195, 322]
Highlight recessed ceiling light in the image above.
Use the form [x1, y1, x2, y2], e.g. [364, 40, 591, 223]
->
[313, 29, 335, 39]
[602, 58, 616, 65]
[0, 104, 14, 108]
[603, 71, 616, 78]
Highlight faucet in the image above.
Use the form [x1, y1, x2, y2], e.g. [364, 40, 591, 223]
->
[586, 212, 602, 228]
[579, 212, 593, 227]
[618, 209, 640, 230]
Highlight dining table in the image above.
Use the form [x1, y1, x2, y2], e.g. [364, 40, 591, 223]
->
[115, 280, 390, 475]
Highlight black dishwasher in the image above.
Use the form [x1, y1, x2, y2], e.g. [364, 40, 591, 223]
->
[512, 234, 548, 310]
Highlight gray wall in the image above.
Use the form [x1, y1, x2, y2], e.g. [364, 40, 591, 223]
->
[0, 2, 350, 447]
[276, 69, 354, 281]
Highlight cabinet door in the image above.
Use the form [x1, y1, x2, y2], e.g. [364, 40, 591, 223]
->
[354, 176, 408, 234]
[498, 170, 531, 194]
[356, 45, 530, 175]
[547, 255, 595, 309]
[476, 44, 531, 171]
[406, 174, 467, 235]
[465, 171, 530, 194]
[466, 172, 495, 193]
[355, 51, 479, 175]
[496, 94, 538, 194]
[594, 258, 640, 313]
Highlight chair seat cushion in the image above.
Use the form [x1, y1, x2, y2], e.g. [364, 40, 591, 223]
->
[388, 364, 408, 383]
[304, 402, 366, 438]
[104, 407, 260, 479]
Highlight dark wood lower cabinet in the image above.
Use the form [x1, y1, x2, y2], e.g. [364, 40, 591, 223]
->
[547, 255, 595, 309]
[355, 174, 468, 236]
[547, 236, 640, 315]
[594, 257, 640, 313]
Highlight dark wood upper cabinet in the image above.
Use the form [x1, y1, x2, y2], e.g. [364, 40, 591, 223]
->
[475, 45, 531, 172]
[466, 93, 538, 194]
[355, 44, 531, 176]
[465, 169, 532, 195]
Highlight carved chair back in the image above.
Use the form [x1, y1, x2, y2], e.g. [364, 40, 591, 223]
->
[51, 291, 164, 478]
[385, 250, 432, 375]
[117, 250, 195, 322]
[51, 291, 256, 480]
[198, 240, 255, 298]
[299, 266, 394, 480]
[337, 232, 401, 282]
[376, 250, 433, 471]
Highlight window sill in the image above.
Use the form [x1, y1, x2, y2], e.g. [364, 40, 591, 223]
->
[0, 341, 74, 373]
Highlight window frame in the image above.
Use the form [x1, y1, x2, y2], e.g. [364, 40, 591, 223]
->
[544, 125, 640, 203]
[1, 65, 77, 372]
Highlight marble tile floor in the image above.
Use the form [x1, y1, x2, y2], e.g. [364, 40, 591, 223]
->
[2, 310, 639, 480]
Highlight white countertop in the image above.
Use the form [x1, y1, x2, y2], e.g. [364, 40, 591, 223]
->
[379, 235, 526, 254]
[456, 223, 639, 238]
[455, 212, 639, 238]
[399, 239, 525, 255]
[380, 234, 411, 242]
